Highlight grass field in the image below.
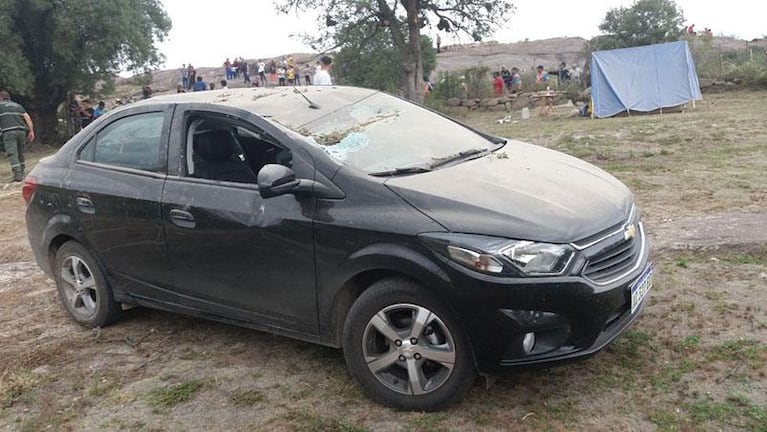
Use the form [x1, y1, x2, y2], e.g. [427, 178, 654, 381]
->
[0, 90, 765, 431]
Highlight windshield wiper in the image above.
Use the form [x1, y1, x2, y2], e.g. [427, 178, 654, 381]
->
[430, 148, 489, 169]
[369, 165, 433, 177]
[293, 88, 321, 109]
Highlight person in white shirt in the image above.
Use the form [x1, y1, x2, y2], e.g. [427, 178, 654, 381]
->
[220, 79, 229, 90]
[257, 60, 266, 86]
[313, 55, 333, 86]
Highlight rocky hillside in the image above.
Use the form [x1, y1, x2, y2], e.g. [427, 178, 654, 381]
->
[435, 37, 589, 74]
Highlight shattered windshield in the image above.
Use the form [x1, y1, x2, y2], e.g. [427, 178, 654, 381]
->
[295, 93, 495, 174]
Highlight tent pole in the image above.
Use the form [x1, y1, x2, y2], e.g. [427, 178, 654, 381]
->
[692, 100, 696, 109]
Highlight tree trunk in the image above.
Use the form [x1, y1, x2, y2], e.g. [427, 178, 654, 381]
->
[28, 105, 61, 147]
[402, 0, 424, 103]
[19, 94, 64, 147]
[19, 78, 69, 147]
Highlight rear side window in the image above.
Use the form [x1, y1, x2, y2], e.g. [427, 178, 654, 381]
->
[79, 112, 165, 171]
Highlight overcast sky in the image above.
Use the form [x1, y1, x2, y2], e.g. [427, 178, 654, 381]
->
[156, 0, 765, 69]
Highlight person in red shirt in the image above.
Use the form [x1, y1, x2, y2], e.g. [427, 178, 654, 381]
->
[224, 58, 232, 80]
[493, 72, 504, 97]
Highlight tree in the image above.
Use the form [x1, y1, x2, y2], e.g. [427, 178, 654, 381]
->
[594, 0, 685, 50]
[334, 29, 436, 93]
[276, 0, 514, 103]
[0, 0, 171, 144]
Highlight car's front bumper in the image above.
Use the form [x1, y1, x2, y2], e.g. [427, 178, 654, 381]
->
[441, 230, 652, 374]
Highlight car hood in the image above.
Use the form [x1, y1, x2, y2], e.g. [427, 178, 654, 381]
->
[385, 140, 633, 243]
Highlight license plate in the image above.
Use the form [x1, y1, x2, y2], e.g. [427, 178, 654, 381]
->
[630, 266, 653, 314]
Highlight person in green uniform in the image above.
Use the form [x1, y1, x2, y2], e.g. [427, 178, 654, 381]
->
[0, 90, 35, 182]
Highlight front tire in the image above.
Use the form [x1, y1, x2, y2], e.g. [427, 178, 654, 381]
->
[343, 278, 475, 410]
[53, 241, 122, 327]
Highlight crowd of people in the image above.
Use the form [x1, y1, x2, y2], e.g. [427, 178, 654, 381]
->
[490, 62, 583, 96]
[686, 24, 714, 37]
[177, 55, 334, 93]
[66, 96, 108, 134]
[49, 55, 335, 146]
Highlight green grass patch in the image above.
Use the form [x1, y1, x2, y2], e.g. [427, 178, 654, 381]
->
[229, 388, 265, 407]
[650, 408, 685, 432]
[688, 395, 767, 431]
[703, 290, 724, 301]
[675, 335, 701, 352]
[289, 409, 368, 432]
[0, 372, 39, 409]
[407, 412, 448, 432]
[651, 360, 696, 391]
[675, 258, 689, 268]
[720, 254, 765, 265]
[608, 330, 655, 368]
[88, 375, 120, 398]
[147, 379, 205, 408]
[707, 339, 767, 368]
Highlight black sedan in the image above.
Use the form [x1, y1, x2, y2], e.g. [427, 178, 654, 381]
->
[24, 86, 651, 410]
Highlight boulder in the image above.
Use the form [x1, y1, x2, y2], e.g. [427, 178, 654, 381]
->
[446, 97, 461, 106]
[479, 98, 499, 107]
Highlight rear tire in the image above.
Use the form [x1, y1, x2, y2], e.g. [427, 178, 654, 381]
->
[53, 241, 122, 327]
[343, 278, 475, 410]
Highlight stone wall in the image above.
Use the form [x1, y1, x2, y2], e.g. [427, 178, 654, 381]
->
[444, 92, 570, 112]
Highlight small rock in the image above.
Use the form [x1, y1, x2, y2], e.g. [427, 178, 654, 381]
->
[32, 365, 50, 375]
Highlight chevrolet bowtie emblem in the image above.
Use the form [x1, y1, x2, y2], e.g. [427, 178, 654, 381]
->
[624, 224, 637, 241]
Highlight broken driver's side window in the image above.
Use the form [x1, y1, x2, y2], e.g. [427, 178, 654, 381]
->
[185, 115, 291, 184]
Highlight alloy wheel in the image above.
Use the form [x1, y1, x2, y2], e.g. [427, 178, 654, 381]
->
[362, 303, 456, 396]
[59, 255, 99, 320]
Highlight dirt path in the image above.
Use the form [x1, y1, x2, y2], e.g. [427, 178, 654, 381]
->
[650, 209, 767, 251]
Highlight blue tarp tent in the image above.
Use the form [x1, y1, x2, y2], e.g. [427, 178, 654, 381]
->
[591, 41, 702, 118]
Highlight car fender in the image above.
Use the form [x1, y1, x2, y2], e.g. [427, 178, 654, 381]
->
[343, 242, 451, 289]
[40, 213, 89, 274]
[323, 242, 455, 346]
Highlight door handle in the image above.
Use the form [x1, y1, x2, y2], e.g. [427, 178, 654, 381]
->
[169, 209, 196, 229]
[76, 197, 95, 215]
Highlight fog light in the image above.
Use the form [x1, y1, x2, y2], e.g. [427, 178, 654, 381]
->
[522, 332, 536, 354]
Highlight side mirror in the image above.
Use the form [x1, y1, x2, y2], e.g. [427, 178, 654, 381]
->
[258, 164, 300, 198]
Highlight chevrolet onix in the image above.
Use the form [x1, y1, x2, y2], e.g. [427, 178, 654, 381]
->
[24, 86, 652, 410]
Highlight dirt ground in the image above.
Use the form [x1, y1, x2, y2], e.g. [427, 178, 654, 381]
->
[1, 91, 765, 431]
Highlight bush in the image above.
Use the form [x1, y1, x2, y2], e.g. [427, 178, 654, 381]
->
[724, 61, 767, 88]
[687, 35, 767, 87]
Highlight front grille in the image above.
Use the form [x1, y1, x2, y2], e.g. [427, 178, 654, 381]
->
[583, 230, 642, 284]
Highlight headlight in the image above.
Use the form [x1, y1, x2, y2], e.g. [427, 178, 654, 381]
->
[500, 241, 574, 275]
[447, 245, 505, 273]
[420, 233, 575, 276]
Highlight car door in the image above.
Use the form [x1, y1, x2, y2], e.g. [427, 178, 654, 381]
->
[161, 107, 318, 333]
[70, 106, 174, 296]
